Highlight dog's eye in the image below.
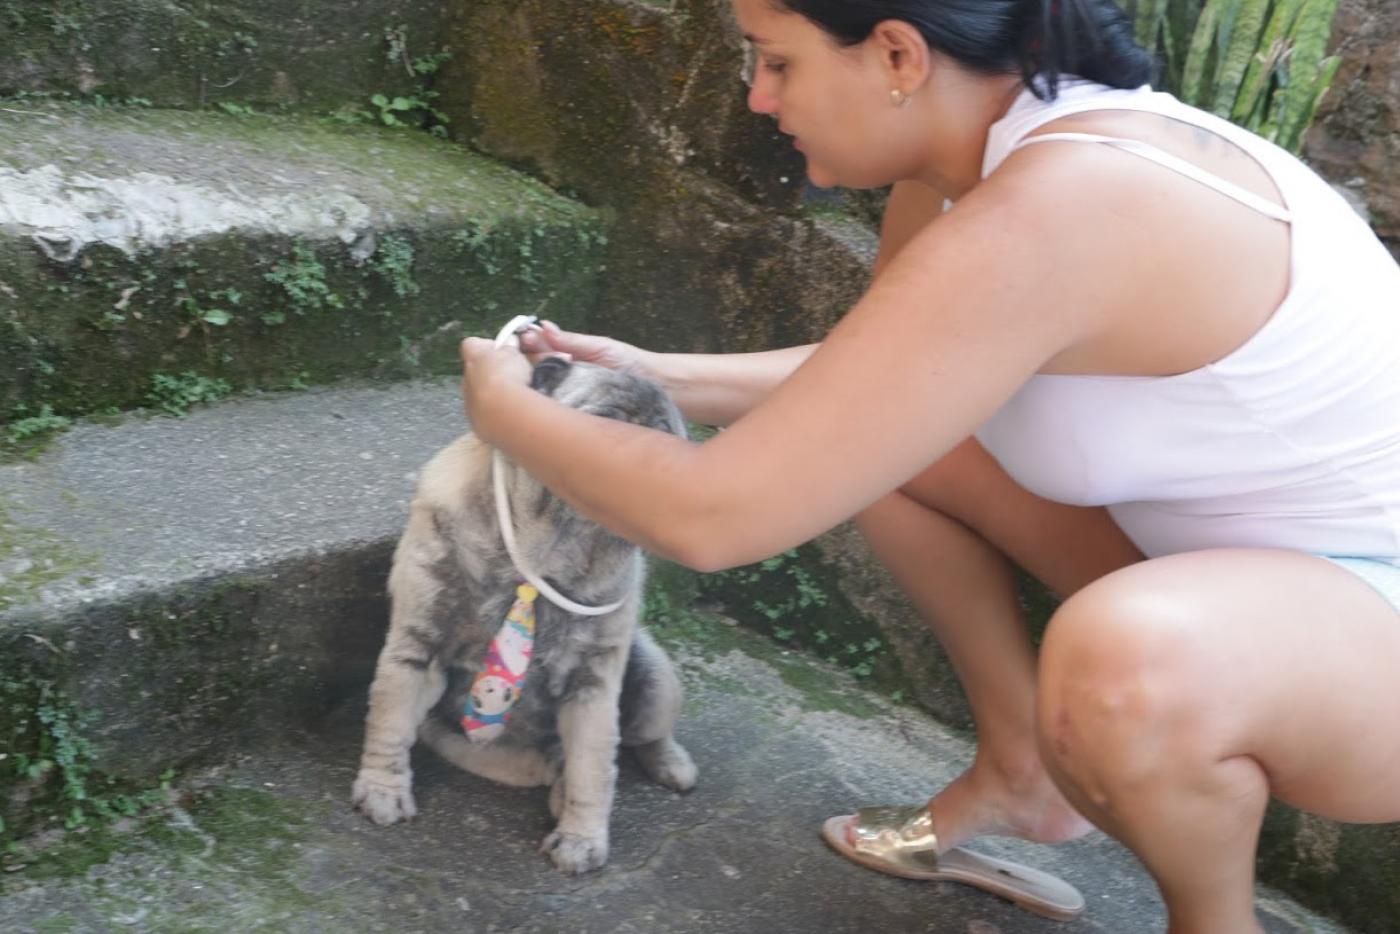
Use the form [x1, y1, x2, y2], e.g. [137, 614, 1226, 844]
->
[529, 356, 572, 396]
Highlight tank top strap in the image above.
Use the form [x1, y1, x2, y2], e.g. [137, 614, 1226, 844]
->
[1011, 131, 1292, 224]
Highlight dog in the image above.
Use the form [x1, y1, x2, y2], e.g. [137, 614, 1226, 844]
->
[352, 357, 698, 873]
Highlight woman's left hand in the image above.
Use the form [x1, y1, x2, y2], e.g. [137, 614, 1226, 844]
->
[460, 336, 532, 442]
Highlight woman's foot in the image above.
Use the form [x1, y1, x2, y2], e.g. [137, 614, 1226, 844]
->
[920, 756, 1096, 853]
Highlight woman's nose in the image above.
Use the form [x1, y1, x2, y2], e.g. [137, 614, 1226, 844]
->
[746, 75, 778, 116]
[744, 64, 778, 116]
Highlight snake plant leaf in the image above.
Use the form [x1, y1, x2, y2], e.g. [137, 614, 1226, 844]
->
[1135, 0, 1173, 51]
[1230, 37, 1286, 129]
[1232, 0, 1305, 125]
[1280, 53, 1342, 152]
[1212, 0, 1270, 117]
[1182, 0, 1228, 106]
[1275, 0, 1340, 151]
[1160, 0, 1203, 91]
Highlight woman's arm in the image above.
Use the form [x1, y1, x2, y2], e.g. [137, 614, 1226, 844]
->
[520, 321, 816, 427]
[642, 345, 815, 426]
[464, 154, 1152, 572]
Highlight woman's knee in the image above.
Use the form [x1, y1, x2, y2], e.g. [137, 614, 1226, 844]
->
[1035, 571, 1216, 803]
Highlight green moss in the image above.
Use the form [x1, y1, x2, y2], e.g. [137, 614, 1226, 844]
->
[645, 562, 887, 719]
[0, 0, 438, 113]
[0, 104, 609, 424]
[0, 498, 95, 610]
[3, 784, 307, 894]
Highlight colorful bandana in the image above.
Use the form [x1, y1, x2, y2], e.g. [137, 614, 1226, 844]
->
[462, 584, 538, 742]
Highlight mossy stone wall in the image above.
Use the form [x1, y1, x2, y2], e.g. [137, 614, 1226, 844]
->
[0, 0, 443, 113]
[1305, 0, 1400, 258]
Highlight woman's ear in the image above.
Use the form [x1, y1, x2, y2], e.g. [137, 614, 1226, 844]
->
[868, 19, 931, 96]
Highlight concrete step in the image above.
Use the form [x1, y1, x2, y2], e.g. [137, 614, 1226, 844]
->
[0, 374, 1367, 933]
[0, 378, 465, 790]
[0, 102, 606, 427]
[0, 0, 445, 114]
[0, 608, 1354, 934]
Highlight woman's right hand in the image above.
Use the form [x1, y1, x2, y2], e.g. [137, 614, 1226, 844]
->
[519, 320, 651, 376]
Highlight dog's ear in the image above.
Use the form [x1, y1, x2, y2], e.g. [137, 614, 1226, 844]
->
[529, 357, 572, 397]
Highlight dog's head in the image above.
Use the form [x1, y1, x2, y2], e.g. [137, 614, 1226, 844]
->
[489, 357, 687, 567]
[528, 357, 687, 441]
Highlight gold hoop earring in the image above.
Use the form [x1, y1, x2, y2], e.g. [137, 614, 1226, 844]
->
[890, 88, 910, 108]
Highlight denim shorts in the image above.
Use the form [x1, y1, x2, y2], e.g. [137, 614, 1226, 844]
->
[1324, 557, 1400, 614]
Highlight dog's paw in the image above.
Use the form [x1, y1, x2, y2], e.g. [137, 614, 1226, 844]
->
[539, 828, 609, 874]
[351, 769, 417, 825]
[635, 738, 699, 793]
[651, 744, 698, 792]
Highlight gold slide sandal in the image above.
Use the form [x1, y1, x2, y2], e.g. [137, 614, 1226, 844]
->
[821, 805, 1086, 922]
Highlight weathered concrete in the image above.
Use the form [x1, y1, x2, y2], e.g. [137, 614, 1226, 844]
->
[0, 0, 444, 113]
[1, 377, 1395, 931]
[1305, 0, 1400, 258]
[0, 380, 470, 798]
[0, 103, 606, 420]
[437, 0, 870, 356]
[0, 614, 1355, 934]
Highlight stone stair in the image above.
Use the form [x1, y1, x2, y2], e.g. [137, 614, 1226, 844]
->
[0, 382, 1354, 934]
[0, 102, 606, 422]
[0, 0, 1394, 930]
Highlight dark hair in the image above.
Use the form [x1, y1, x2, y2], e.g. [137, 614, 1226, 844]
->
[769, 0, 1153, 100]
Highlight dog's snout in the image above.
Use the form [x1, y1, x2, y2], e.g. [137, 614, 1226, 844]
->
[529, 356, 572, 396]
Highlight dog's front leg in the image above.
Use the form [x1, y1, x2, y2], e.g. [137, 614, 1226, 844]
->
[353, 630, 446, 825]
[541, 645, 628, 873]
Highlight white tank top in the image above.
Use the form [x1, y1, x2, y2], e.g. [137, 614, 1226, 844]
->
[973, 82, 1400, 565]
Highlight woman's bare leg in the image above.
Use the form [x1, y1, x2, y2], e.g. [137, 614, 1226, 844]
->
[853, 437, 1143, 849]
[1038, 549, 1400, 933]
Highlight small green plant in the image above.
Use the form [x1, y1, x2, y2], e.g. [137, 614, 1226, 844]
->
[371, 234, 420, 297]
[1, 671, 170, 847]
[451, 223, 506, 275]
[145, 372, 232, 416]
[3, 405, 71, 455]
[216, 101, 257, 117]
[88, 94, 154, 109]
[1130, 0, 1341, 153]
[363, 26, 452, 137]
[177, 291, 231, 328]
[368, 92, 449, 135]
[264, 242, 341, 315]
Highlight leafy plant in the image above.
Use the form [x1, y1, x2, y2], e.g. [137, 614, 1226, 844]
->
[361, 27, 452, 137]
[371, 234, 421, 297]
[1, 672, 170, 847]
[369, 91, 449, 136]
[1130, 0, 1341, 153]
[145, 372, 232, 415]
[3, 405, 71, 455]
[264, 242, 341, 315]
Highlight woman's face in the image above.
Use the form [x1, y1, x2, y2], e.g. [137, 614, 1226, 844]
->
[732, 0, 906, 189]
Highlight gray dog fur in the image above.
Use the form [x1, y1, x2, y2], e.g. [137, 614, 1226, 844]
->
[352, 358, 698, 873]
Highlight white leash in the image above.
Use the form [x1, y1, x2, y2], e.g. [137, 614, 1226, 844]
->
[489, 315, 626, 617]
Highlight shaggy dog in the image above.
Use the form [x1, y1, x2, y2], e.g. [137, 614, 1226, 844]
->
[352, 357, 697, 873]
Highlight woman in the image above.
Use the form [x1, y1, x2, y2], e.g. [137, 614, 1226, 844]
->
[459, 0, 1400, 929]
